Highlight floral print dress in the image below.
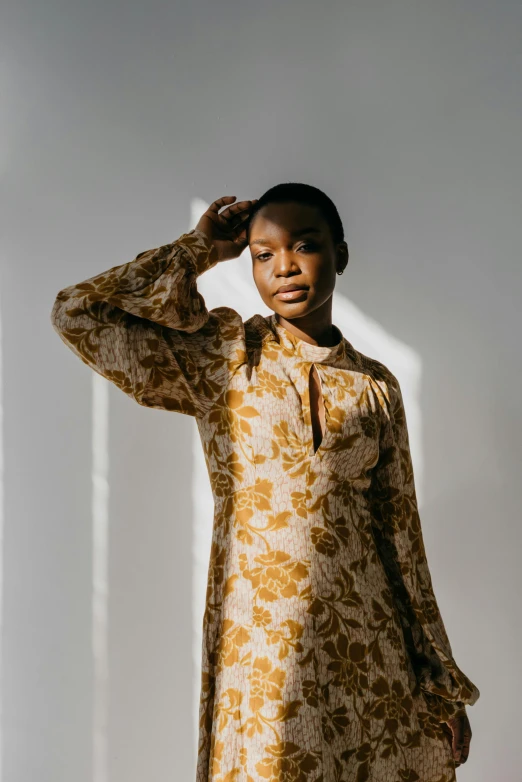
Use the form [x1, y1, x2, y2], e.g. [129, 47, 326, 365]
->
[51, 228, 480, 782]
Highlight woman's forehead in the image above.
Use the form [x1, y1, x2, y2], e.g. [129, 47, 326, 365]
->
[249, 204, 326, 245]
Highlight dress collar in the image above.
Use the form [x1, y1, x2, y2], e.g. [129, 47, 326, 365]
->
[269, 313, 344, 362]
[250, 313, 357, 367]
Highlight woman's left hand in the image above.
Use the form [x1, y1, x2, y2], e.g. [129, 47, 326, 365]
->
[441, 711, 472, 766]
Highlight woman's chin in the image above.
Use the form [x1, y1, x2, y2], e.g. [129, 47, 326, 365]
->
[273, 304, 311, 319]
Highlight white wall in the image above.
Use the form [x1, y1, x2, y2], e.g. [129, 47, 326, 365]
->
[2, 2, 521, 780]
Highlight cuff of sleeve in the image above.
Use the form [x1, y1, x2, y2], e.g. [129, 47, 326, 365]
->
[176, 228, 219, 276]
[416, 653, 480, 708]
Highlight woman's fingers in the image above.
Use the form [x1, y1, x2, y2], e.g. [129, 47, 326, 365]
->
[219, 203, 254, 223]
[209, 195, 237, 212]
[218, 201, 257, 236]
[197, 197, 258, 255]
[219, 201, 257, 223]
[209, 196, 257, 215]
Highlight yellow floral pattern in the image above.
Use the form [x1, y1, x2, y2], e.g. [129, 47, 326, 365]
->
[51, 228, 480, 781]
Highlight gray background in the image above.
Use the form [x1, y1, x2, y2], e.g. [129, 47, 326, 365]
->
[2, 1, 521, 780]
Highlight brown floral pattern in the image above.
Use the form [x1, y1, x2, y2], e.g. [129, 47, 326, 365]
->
[51, 228, 480, 781]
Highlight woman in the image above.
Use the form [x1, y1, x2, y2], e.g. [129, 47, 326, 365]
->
[51, 183, 480, 781]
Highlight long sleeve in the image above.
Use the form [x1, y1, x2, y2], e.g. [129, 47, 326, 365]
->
[50, 228, 246, 418]
[366, 367, 480, 723]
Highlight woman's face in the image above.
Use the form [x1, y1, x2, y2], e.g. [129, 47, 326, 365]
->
[248, 201, 348, 321]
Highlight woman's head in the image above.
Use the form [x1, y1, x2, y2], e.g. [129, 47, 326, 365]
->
[246, 182, 349, 321]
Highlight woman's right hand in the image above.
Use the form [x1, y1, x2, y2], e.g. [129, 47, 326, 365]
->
[195, 195, 258, 263]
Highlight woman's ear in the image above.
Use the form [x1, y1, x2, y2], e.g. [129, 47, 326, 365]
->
[336, 242, 349, 275]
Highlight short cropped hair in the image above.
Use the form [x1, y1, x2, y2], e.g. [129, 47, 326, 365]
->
[246, 182, 345, 247]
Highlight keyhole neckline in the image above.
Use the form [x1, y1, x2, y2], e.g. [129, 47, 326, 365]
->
[269, 314, 347, 364]
[308, 363, 326, 456]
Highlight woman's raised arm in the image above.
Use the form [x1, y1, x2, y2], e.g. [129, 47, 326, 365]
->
[50, 227, 245, 418]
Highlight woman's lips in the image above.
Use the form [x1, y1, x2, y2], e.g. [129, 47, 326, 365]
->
[275, 288, 309, 300]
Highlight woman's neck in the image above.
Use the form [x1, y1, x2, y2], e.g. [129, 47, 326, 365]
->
[274, 313, 340, 348]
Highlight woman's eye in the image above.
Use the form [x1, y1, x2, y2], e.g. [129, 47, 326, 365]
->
[257, 244, 314, 261]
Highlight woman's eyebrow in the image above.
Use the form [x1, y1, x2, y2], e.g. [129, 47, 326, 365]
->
[250, 227, 321, 247]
